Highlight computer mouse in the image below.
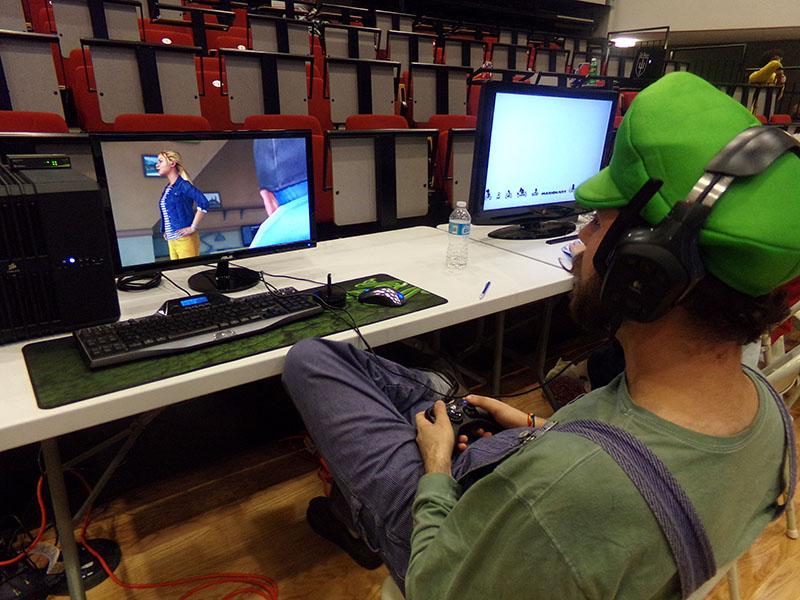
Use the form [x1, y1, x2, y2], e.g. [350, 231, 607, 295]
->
[358, 287, 407, 307]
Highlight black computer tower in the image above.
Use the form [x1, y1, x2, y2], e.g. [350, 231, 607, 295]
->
[0, 157, 120, 344]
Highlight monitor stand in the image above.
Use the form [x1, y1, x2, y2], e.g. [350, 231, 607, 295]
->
[488, 220, 576, 240]
[187, 258, 261, 294]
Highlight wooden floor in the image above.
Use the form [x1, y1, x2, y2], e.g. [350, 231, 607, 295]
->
[58, 370, 800, 600]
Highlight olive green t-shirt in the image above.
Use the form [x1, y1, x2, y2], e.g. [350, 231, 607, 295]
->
[406, 371, 785, 600]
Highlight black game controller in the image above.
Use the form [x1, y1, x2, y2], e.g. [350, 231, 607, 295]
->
[424, 398, 502, 446]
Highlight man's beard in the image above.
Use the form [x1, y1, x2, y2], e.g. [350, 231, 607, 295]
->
[568, 253, 618, 334]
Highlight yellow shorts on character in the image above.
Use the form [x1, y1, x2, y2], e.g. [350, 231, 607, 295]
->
[168, 232, 200, 259]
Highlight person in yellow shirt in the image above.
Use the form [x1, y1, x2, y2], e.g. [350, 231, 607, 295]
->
[749, 49, 785, 86]
[748, 49, 786, 115]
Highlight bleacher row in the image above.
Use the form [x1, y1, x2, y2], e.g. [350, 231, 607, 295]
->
[0, 0, 794, 228]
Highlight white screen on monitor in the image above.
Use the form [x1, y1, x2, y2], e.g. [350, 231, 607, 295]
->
[482, 92, 613, 211]
[100, 137, 312, 269]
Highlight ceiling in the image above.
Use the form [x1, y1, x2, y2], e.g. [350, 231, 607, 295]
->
[668, 26, 800, 46]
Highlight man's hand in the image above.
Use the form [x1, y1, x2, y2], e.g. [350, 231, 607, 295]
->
[415, 401, 455, 474]
[464, 394, 529, 429]
[456, 428, 492, 454]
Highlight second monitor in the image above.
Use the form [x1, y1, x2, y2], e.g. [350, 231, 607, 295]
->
[93, 131, 316, 293]
[468, 82, 618, 240]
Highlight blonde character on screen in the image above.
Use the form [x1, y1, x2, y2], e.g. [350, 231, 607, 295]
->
[156, 150, 209, 260]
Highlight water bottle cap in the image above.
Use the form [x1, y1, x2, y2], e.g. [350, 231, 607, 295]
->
[456, 201, 467, 207]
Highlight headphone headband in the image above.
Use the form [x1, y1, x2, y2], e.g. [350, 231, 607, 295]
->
[706, 126, 800, 176]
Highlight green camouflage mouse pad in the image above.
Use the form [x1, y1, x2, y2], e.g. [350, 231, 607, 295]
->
[23, 274, 447, 409]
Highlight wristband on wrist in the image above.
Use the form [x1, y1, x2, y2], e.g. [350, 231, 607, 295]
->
[527, 413, 536, 428]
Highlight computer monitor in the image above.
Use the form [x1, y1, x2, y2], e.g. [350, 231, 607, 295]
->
[92, 130, 316, 293]
[468, 82, 617, 240]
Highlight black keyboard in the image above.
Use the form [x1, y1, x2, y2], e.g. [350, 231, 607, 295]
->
[74, 288, 323, 368]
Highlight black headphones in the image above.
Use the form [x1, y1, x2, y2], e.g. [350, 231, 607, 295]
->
[593, 126, 800, 323]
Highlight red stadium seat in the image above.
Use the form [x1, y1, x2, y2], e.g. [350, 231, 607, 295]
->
[466, 70, 492, 116]
[243, 114, 333, 223]
[345, 114, 408, 130]
[423, 114, 476, 205]
[769, 114, 792, 126]
[206, 26, 248, 50]
[613, 93, 624, 129]
[620, 90, 638, 113]
[756, 114, 768, 125]
[308, 76, 332, 132]
[140, 20, 195, 47]
[215, 34, 250, 50]
[771, 276, 800, 341]
[0, 110, 69, 133]
[197, 56, 235, 130]
[63, 47, 92, 92]
[31, 7, 66, 85]
[420, 114, 476, 130]
[231, 8, 247, 28]
[113, 114, 212, 131]
[244, 114, 323, 135]
[72, 65, 113, 131]
[311, 34, 324, 65]
[31, 4, 55, 33]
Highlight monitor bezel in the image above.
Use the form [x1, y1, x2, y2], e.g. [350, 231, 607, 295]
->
[90, 130, 318, 277]
[468, 81, 618, 227]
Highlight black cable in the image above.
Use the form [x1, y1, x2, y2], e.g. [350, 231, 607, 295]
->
[228, 261, 350, 302]
[226, 264, 608, 403]
[116, 272, 162, 292]
[257, 270, 327, 288]
[160, 272, 192, 296]
[227, 262, 332, 292]
[312, 296, 466, 401]
[314, 295, 600, 403]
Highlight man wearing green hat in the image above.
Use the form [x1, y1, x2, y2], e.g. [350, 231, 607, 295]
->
[281, 72, 799, 599]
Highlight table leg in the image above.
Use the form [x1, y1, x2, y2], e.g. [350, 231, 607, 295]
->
[41, 438, 87, 600]
[536, 297, 557, 409]
[492, 311, 505, 396]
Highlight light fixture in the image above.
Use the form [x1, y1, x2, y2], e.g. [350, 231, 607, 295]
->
[161, 37, 173, 45]
[613, 37, 638, 48]
[212, 79, 222, 88]
[556, 14, 594, 24]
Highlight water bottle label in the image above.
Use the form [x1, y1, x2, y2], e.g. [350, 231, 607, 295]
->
[449, 222, 471, 236]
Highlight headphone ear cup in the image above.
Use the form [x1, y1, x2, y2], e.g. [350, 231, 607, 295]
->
[599, 236, 691, 323]
[593, 179, 665, 276]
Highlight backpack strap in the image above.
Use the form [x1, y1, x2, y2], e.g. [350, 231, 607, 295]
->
[743, 366, 797, 518]
[551, 419, 716, 599]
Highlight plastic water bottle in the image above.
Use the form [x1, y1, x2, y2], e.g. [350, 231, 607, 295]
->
[446, 201, 471, 272]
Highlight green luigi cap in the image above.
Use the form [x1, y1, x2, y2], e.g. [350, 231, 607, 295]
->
[575, 71, 800, 297]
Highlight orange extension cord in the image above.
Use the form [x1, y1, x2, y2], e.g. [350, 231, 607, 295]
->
[1, 472, 278, 599]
